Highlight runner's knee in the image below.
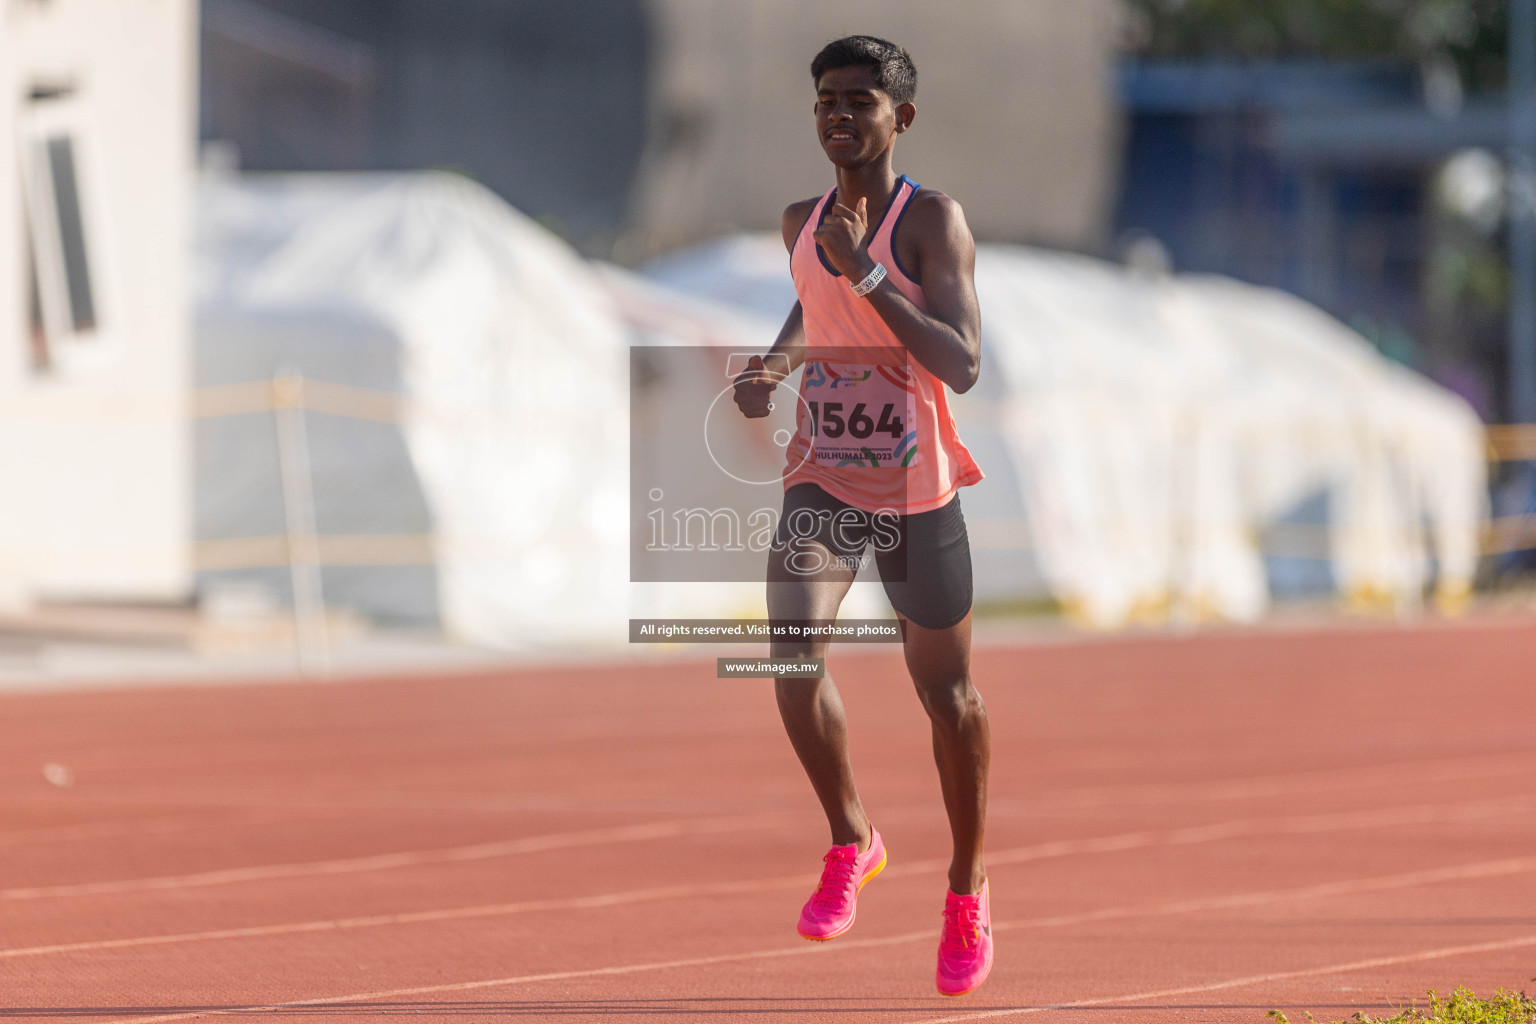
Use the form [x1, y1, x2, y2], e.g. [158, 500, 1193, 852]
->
[914, 675, 982, 725]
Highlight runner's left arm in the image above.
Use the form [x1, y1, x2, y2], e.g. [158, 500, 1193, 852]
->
[815, 192, 981, 393]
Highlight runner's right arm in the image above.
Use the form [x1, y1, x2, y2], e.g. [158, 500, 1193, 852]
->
[733, 199, 819, 418]
[732, 303, 802, 419]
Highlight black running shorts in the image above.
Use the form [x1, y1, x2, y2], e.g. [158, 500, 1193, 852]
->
[773, 482, 974, 630]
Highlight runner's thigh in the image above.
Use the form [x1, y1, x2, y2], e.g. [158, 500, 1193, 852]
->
[767, 484, 868, 657]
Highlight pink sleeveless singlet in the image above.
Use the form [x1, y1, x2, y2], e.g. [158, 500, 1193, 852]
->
[784, 175, 983, 514]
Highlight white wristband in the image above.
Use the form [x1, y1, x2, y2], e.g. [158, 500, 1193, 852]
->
[850, 262, 887, 298]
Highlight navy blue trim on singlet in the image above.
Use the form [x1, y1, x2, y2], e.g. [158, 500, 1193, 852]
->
[813, 175, 908, 278]
[813, 194, 842, 276]
[888, 174, 922, 286]
[787, 198, 821, 271]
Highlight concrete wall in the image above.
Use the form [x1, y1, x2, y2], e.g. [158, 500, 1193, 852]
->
[201, 0, 650, 244]
[623, 0, 1122, 259]
[0, 0, 196, 607]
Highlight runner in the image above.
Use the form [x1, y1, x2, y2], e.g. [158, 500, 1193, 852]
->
[733, 35, 992, 997]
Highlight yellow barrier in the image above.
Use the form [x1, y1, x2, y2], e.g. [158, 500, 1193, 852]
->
[1487, 424, 1536, 462]
[23, 374, 1516, 570]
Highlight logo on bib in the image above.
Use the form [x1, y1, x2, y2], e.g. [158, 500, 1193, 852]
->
[798, 361, 919, 468]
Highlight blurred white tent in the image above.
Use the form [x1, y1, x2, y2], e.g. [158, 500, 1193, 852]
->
[197, 171, 812, 648]
[646, 236, 1488, 629]
[197, 173, 1486, 645]
[197, 172, 633, 647]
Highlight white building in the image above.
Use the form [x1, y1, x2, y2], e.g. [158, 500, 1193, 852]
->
[0, 0, 197, 609]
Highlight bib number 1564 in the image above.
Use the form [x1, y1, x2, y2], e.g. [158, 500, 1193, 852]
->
[806, 401, 905, 440]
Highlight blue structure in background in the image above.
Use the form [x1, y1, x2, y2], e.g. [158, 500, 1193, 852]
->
[1116, 60, 1508, 377]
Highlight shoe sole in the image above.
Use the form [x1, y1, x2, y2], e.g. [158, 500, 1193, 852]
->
[937, 958, 994, 997]
[937, 952, 994, 996]
[797, 847, 888, 942]
[937, 972, 990, 997]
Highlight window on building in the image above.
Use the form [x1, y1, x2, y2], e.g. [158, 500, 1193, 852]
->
[21, 88, 109, 372]
[24, 216, 50, 372]
[41, 135, 96, 334]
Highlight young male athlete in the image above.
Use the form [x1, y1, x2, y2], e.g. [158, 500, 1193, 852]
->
[733, 36, 992, 996]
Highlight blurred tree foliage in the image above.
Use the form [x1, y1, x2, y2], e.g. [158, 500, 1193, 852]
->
[1125, 0, 1508, 91]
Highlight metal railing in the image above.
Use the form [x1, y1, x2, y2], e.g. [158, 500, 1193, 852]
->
[9, 373, 1535, 672]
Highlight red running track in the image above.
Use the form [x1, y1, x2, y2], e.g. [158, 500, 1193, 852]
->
[2, 618, 1535, 1023]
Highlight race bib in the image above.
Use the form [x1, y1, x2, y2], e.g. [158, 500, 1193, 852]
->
[800, 361, 919, 468]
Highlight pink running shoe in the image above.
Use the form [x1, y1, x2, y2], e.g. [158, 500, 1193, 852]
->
[796, 827, 887, 940]
[936, 879, 993, 996]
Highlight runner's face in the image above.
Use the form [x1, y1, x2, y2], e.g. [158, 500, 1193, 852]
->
[814, 66, 911, 167]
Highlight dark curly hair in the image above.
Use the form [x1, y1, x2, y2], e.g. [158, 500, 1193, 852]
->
[810, 35, 917, 106]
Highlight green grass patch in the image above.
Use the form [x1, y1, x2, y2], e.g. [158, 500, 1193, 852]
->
[1268, 987, 1536, 1023]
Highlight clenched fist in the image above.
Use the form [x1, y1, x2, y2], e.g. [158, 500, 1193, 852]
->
[813, 196, 875, 281]
[733, 355, 777, 419]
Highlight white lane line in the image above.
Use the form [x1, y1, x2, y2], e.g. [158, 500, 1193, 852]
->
[909, 933, 1536, 1024]
[984, 855, 1536, 932]
[1018, 750, 1536, 813]
[885, 795, 1529, 877]
[6, 797, 1528, 955]
[0, 786, 583, 815]
[0, 813, 793, 901]
[0, 766, 1518, 862]
[12, 748, 1534, 819]
[0, 875, 813, 959]
[91, 854, 1536, 1024]
[0, 809, 290, 850]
